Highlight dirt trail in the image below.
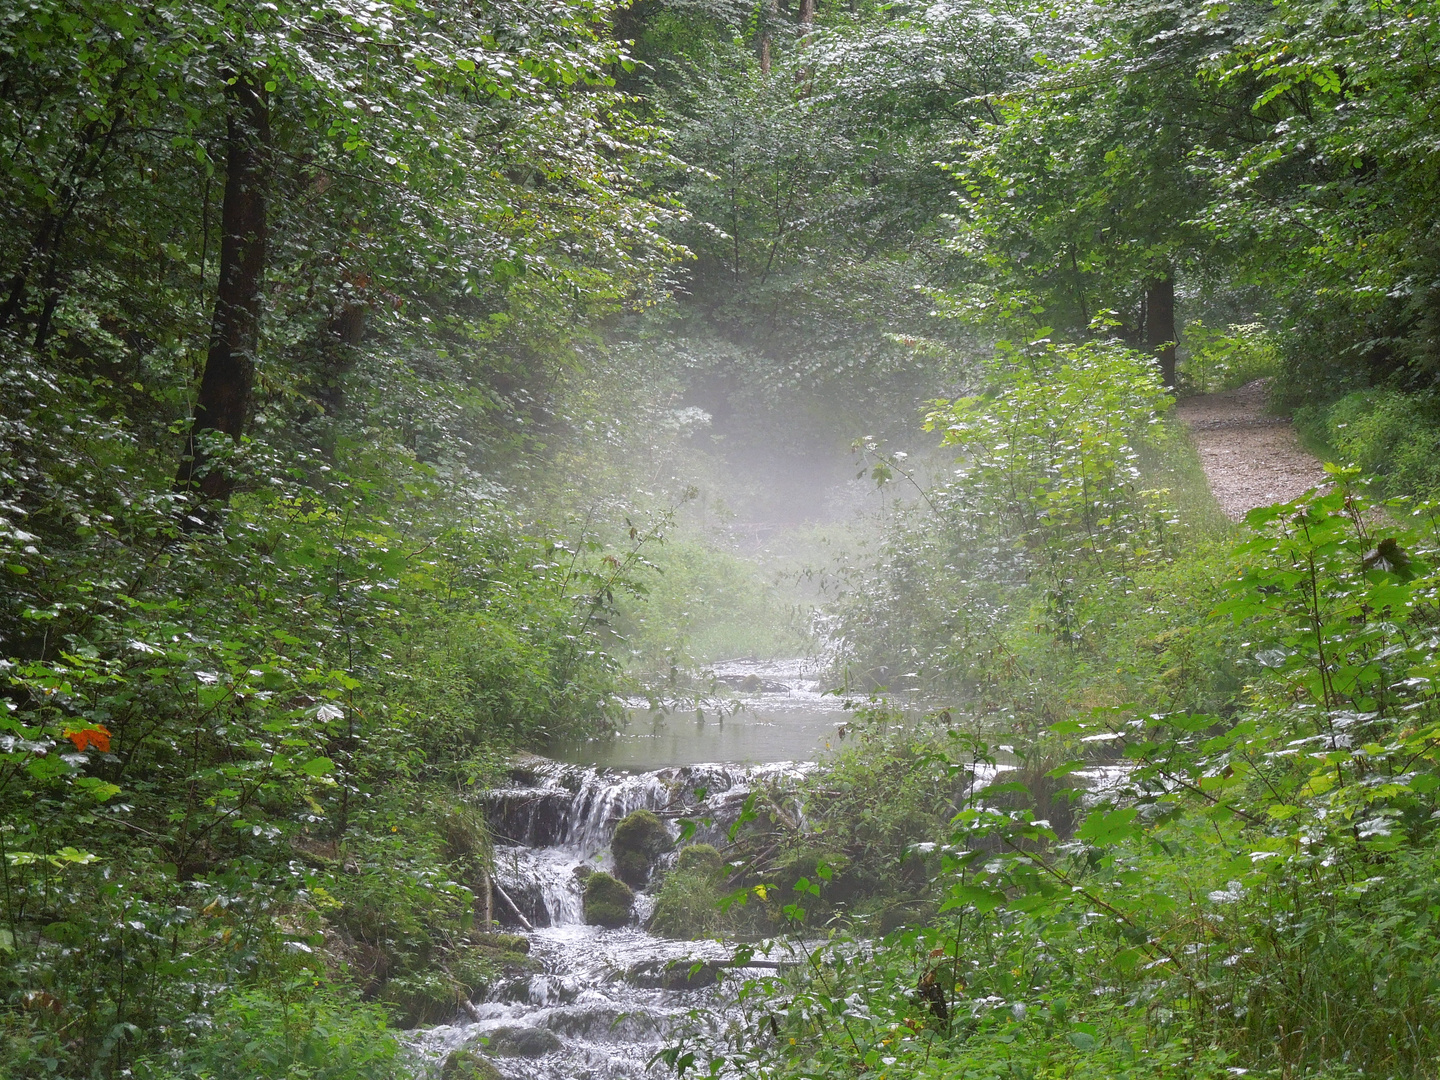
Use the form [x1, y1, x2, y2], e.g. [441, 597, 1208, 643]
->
[1175, 378, 1329, 521]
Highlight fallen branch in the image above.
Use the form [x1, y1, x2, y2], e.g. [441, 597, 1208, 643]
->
[491, 878, 535, 932]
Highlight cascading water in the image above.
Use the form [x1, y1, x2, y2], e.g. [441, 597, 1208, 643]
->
[414, 658, 845, 1079]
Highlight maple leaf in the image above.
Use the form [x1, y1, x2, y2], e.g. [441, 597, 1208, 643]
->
[64, 726, 111, 753]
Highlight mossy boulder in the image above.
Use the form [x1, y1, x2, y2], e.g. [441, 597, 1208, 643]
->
[649, 871, 722, 939]
[583, 871, 634, 927]
[485, 1024, 562, 1057]
[473, 930, 529, 955]
[611, 808, 673, 887]
[442, 1047, 504, 1080]
[673, 843, 724, 877]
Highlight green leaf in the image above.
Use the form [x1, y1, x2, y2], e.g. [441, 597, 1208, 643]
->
[1076, 807, 1140, 846]
[74, 776, 121, 802]
[941, 883, 1007, 914]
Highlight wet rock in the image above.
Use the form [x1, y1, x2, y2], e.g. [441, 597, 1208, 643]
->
[485, 1024, 563, 1057]
[572, 863, 595, 882]
[583, 871, 634, 927]
[539, 1005, 664, 1040]
[611, 808, 673, 887]
[492, 873, 554, 928]
[482, 789, 572, 847]
[738, 673, 764, 692]
[626, 957, 727, 990]
[442, 1047, 504, 1080]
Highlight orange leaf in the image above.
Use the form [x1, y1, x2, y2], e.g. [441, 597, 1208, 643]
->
[64, 726, 111, 753]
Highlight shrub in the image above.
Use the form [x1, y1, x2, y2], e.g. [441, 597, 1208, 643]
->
[650, 844, 727, 938]
[1178, 320, 1280, 394]
[158, 987, 407, 1080]
[1297, 388, 1440, 500]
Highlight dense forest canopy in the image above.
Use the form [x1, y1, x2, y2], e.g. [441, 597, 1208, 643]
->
[8, 0, 1440, 1077]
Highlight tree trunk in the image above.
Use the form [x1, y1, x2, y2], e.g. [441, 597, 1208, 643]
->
[760, 0, 777, 72]
[1144, 273, 1176, 389]
[797, 0, 815, 90]
[176, 74, 270, 502]
[314, 300, 367, 416]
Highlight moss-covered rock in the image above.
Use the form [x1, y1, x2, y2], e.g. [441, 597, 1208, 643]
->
[485, 1024, 562, 1057]
[674, 843, 724, 877]
[442, 1047, 504, 1080]
[583, 870, 634, 927]
[473, 930, 530, 955]
[611, 808, 673, 887]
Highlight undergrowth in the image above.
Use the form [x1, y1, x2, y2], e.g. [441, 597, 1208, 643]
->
[654, 336, 1440, 1079]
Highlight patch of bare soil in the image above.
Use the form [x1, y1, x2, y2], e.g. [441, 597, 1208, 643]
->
[1175, 378, 1329, 521]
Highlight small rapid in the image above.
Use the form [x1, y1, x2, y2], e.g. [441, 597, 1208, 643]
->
[415, 658, 847, 1079]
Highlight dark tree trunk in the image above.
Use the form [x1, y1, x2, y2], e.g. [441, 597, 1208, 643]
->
[1144, 273, 1176, 389]
[314, 301, 367, 416]
[177, 74, 270, 502]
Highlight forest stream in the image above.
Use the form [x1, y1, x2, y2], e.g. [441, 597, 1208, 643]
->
[414, 658, 848, 1078]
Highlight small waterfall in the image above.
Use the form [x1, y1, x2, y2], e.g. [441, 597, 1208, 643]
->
[414, 756, 811, 1078]
[483, 757, 807, 929]
[416, 656, 847, 1078]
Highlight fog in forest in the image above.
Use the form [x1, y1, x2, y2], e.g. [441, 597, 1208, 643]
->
[7, 1, 1440, 1078]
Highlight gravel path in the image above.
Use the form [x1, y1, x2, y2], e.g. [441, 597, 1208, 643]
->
[1175, 378, 1329, 521]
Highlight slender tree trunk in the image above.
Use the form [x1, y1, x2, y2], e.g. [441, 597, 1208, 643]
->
[177, 74, 270, 502]
[1144, 272, 1177, 389]
[797, 0, 815, 90]
[760, 0, 777, 72]
[314, 300, 367, 416]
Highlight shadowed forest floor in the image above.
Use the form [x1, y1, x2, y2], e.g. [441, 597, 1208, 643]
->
[1177, 378, 1328, 520]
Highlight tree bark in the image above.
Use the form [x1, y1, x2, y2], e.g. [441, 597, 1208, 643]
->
[1144, 272, 1177, 389]
[176, 74, 269, 502]
[797, 0, 815, 90]
[760, 0, 777, 72]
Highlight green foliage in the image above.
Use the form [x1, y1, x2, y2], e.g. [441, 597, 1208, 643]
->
[582, 871, 635, 928]
[1296, 389, 1440, 502]
[692, 475, 1440, 1080]
[649, 844, 729, 939]
[1178, 320, 1281, 396]
[835, 337, 1188, 695]
[146, 986, 406, 1080]
[926, 337, 1175, 583]
[615, 539, 811, 674]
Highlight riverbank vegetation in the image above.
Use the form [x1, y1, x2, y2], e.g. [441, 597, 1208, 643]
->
[8, 0, 1440, 1078]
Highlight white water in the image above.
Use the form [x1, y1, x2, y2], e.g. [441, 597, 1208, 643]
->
[416, 659, 847, 1078]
